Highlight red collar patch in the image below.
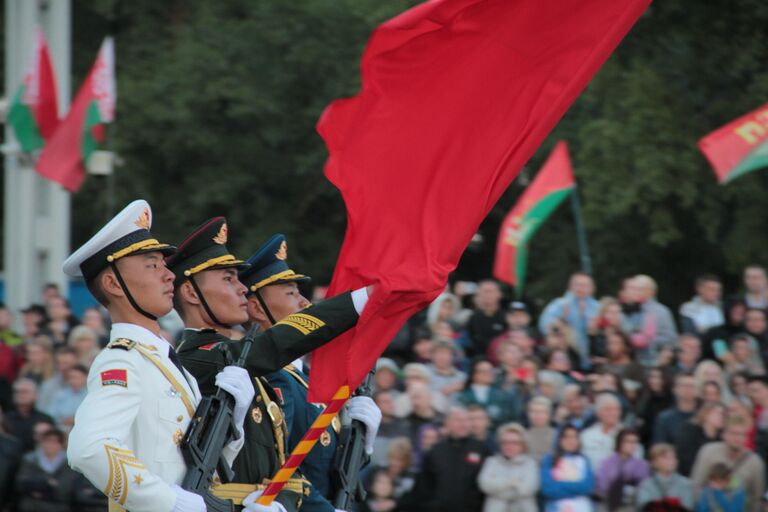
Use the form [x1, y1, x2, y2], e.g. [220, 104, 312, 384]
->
[465, 451, 482, 464]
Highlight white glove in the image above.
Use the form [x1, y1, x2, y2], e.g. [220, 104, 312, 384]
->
[347, 396, 382, 455]
[215, 366, 256, 439]
[242, 490, 288, 512]
[171, 485, 206, 512]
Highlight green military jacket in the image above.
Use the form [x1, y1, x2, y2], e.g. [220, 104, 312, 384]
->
[176, 291, 360, 510]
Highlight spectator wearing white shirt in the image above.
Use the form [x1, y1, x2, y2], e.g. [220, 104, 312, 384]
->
[679, 274, 725, 337]
[580, 393, 627, 470]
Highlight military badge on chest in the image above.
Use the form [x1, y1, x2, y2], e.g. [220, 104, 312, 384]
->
[320, 430, 332, 447]
[252, 406, 263, 424]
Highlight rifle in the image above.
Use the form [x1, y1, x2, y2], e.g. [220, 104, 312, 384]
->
[180, 326, 257, 512]
[333, 368, 376, 510]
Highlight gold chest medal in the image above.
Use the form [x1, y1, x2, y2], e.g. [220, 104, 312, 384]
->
[319, 430, 332, 447]
[252, 406, 263, 424]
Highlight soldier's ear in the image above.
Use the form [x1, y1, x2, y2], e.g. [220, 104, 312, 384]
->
[246, 295, 267, 323]
[100, 267, 125, 300]
[179, 280, 201, 306]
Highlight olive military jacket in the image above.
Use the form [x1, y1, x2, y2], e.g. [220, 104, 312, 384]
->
[176, 291, 360, 510]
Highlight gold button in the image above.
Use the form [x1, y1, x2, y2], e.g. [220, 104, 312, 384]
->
[177, 415, 183, 422]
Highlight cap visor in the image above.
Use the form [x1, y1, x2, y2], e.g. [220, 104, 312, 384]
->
[132, 243, 177, 257]
[206, 260, 251, 272]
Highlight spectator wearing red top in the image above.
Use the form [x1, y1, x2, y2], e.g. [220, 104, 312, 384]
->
[747, 376, 768, 461]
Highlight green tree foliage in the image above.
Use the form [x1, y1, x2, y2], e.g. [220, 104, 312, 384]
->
[70, 0, 415, 282]
[479, 0, 768, 307]
[66, 0, 768, 307]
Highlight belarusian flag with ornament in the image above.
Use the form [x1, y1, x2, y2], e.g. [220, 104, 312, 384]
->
[699, 103, 768, 184]
[7, 28, 59, 153]
[493, 141, 575, 293]
[36, 37, 115, 192]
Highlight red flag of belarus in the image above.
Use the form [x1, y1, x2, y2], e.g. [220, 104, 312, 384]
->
[36, 38, 115, 192]
[308, 0, 651, 402]
[698, 103, 768, 184]
[493, 142, 575, 293]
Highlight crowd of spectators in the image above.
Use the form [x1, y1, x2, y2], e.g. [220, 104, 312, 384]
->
[3, 267, 768, 511]
[362, 267, 768, 512]
[0, 284, 107, 511]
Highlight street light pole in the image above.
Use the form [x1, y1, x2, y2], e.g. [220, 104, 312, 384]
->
[4, 0, 71, 322]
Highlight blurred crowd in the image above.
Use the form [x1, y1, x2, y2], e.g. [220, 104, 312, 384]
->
[4, 268, 768, 511]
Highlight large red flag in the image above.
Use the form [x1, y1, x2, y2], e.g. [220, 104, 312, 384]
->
[308, 0, 651, 402]
[698, 103, 768, 184]
[36, 38, 115, 192]
[493, 142, 575, 293]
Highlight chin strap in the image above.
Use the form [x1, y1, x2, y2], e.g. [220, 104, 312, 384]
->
[188, 275, 232, 330]
[254, 289, 277, 326]
[110, 262, 158, 321]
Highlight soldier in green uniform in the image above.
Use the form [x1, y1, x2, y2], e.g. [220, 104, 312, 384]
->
[167, 218, 371, 512]
[239, 234, 381, 512]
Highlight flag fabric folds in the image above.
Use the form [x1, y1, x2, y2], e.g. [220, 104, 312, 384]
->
[7, 28, 59, 153]
[698, 103, 768, 184]
[36, 37, 115, 192]
[303, 0, 651, 402]
[493, 141, 575, 293]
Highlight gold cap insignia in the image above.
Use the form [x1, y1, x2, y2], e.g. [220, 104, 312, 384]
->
[252, 406, 263, 424]
[135, 208, 151, 230]
[213, 223, 228, 245]
[319, 430, 331, 447]
[275, 241, 288, 261]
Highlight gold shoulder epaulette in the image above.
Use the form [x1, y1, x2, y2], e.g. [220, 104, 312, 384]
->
[108, 338, 137, 351]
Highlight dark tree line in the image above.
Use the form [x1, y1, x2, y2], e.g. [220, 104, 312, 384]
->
[8, 0, 767, 307]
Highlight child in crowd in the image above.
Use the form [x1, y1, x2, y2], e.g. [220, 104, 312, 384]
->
[540, 425, 595, 512]
[361, 469, 398, 512]
[694, 463, 745, 512]
[636, 443, 694, 511]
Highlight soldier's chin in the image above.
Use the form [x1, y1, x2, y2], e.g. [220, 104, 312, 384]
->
[154, 298, 174, 318]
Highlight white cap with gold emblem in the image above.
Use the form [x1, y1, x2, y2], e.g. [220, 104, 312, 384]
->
[63, 199, 176, 279]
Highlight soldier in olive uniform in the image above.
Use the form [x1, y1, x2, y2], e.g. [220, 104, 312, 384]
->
[239, 235, 381, 512]
[168, 218, 370, 512]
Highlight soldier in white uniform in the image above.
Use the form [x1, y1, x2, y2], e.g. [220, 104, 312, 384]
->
[64, 200, 255, 512]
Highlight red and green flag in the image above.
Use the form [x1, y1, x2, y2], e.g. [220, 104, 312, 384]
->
[698, 103, 768, 184]
[36, 37, 115, 192]
[7, 28, 59, 153]
[493, 141, 575, 292]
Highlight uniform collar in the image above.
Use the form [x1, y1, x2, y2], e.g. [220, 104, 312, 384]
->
[110, 322, 173, 356]
[291, 358, 304, 373]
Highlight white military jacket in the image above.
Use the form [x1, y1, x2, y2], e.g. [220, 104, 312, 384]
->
[68, 323, 239, 512]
